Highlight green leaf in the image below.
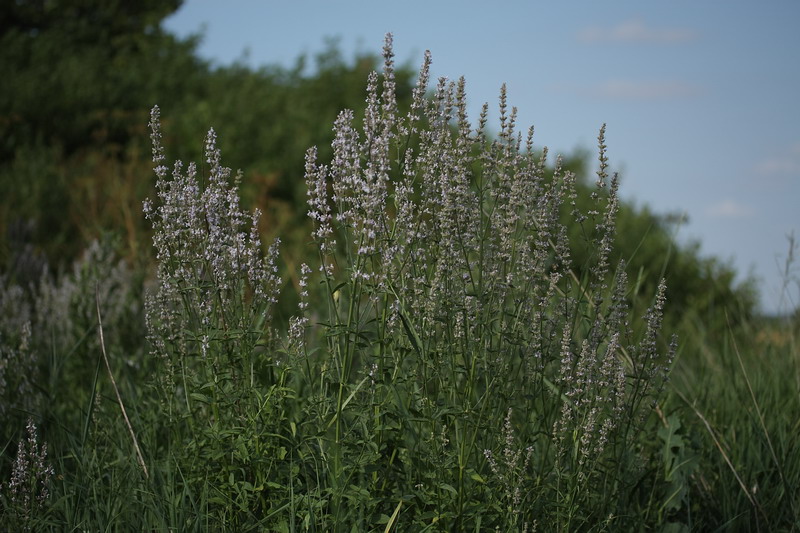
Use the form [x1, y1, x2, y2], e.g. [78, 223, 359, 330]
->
[189, 392, 211, 404]
[439, 482, 458, 496]
[388, 283, 423, 358]
[469, 471, 485, 484]
[383, 500, 403, 533]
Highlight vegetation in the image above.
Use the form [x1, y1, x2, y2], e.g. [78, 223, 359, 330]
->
[1, 3, 797, 531]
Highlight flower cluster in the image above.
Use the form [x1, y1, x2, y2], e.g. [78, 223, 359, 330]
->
[4, 419, 54, 528]
[287, 263, 312, 353]
[0, 319, 35, 420]
[484, 408, 534, 518]
[144, 106, 281, 373]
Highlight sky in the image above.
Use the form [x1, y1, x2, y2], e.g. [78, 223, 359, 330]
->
[163, 1, 800, 314]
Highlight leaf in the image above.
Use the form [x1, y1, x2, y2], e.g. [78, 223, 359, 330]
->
[189, 392, 211, 405]
[383, 500, 403, 533]
[469, 471, 485, 484]
[388, 283, 423, 357]
[658, 414, 685, 473]
[439, 482, 458, 496]
[326, 376, 368, 430]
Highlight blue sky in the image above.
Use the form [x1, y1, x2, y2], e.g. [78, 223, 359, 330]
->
[163, 1, 799, 314]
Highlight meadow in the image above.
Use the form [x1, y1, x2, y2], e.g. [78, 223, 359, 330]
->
[1, 33, 799, 532]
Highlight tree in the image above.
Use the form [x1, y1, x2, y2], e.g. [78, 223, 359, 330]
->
[0, 0, 193, 157]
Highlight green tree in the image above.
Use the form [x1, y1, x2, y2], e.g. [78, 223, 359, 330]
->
[0, 0, 195, 156]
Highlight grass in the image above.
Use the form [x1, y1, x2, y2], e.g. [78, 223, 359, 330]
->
[1, 34, 798, 532]
[668, 310, 800, 531]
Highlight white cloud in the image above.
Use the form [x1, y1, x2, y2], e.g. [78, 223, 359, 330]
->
[578, 17, 697, 44]
[549, 79, 700, 101]
[755, 142, 800, 176]
[705, 199, 756, 219]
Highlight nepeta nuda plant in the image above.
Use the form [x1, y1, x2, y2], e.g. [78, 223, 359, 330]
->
[295, 34, 676, 530]
[0, 277, 41, 434]
[143, 107, 286, 529]
[141, 34, 675, 531]
[1, 237, 141, 444]
[2, 418, 54, 531]
[35, 239, 141, 358]
[0, 317, 36, 423]
[144, 106, 280, 390]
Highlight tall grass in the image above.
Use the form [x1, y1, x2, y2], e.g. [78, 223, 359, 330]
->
[1, 34, 793, 531]
[668, 239, 800, 531]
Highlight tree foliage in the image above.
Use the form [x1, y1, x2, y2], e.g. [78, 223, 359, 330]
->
[0, 0, 195, 156]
